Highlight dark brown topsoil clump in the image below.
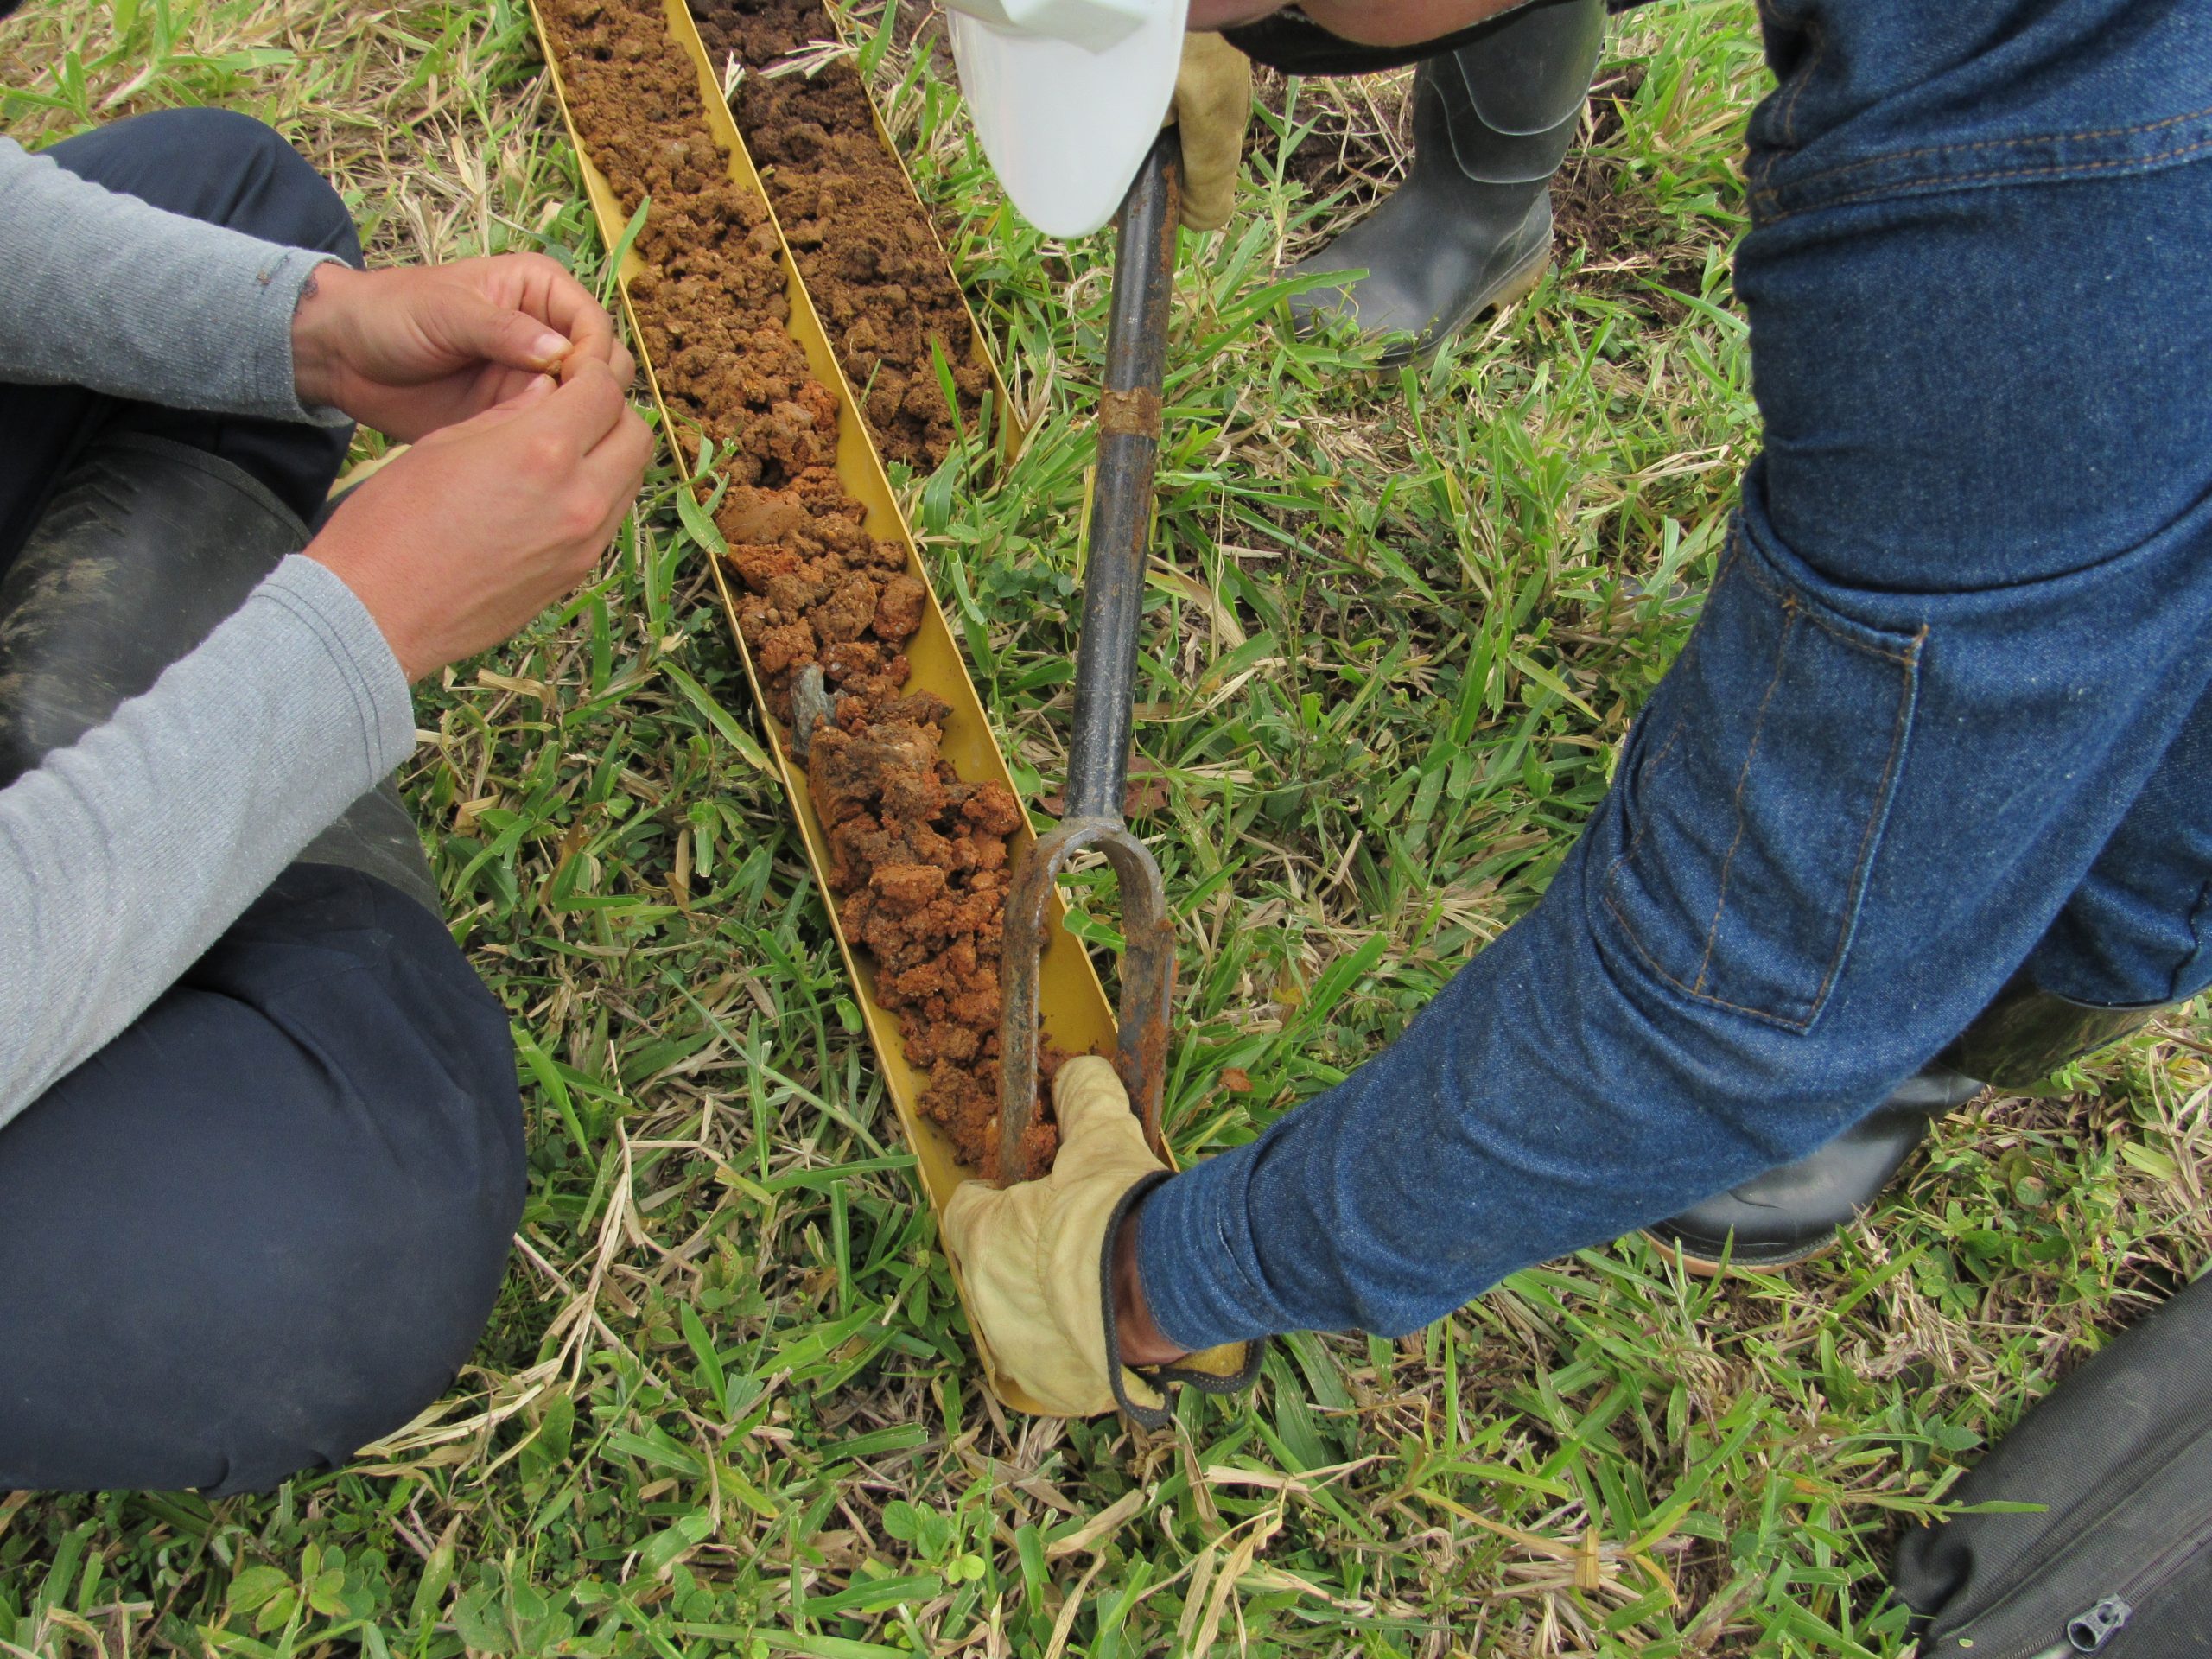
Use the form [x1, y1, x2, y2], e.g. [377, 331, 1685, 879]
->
[543, 0, 1052, 1178]
[689, 0, 988, 472]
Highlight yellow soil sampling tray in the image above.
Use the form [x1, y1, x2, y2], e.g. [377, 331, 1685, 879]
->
[530, 0, 1115, 1415]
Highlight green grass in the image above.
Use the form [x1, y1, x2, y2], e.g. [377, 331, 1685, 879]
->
[3, 0, 2209, 1653]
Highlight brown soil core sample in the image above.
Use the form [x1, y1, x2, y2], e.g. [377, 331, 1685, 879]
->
[543, 0, 1052, 1177]
[690, 0, 988, 472]
[805, 691, 1059, 1182]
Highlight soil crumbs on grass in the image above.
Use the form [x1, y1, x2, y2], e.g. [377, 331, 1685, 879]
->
[544, 0, 1051, 1177]
[690, 0, 988, 472]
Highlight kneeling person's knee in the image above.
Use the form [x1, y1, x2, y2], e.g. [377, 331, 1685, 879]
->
[0, 868, 522, 1494]
[230, 1094, 521, 1493]
[192, 868, 524, 1491]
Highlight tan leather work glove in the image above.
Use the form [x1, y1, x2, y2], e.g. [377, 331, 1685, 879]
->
[942, 1056, 1261, 1425]
[1166, 33, 1253, 232]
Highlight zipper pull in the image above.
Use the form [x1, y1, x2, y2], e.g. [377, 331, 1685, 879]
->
[2066, 1596, 2133, 1652]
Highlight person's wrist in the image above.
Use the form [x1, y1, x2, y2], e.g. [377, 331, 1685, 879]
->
[1111, 1196, 1187, 1367]
[303, 537, 434, 684]
[289, 259, 362, 410]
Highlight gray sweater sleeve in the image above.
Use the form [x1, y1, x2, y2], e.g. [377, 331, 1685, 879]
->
[0, 556, 415, 1128]
[0, 136, 342, 421]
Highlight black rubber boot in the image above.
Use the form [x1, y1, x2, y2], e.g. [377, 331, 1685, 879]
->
[1647, 1065, 1985, 1274]
[1939, 974, 2164, 1089]
[0, 434, 436, 913]
[1649, 976, 2171, 1274]
[1284, 0, 1605, 362]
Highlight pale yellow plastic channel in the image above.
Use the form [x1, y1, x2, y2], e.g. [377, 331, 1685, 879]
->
[530, 0, 1121, 1416]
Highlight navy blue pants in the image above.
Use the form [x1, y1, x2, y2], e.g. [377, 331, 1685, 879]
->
[0, 111, 523, 1494]
[1141, 0, 2212, 1347]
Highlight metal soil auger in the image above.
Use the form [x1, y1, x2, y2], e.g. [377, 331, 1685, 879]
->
[998, 133, 1183, 1178]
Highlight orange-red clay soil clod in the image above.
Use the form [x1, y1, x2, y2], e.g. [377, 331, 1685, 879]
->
[542, 0, 1054, 1178]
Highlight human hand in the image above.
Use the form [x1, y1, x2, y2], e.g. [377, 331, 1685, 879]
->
[943, 1057, 1173, 1417]
[942, 1058, 1261, 1422]
[305, 359, 652, 682]
[290, 253, 634, 442]
[1166, 33, 1251, 232]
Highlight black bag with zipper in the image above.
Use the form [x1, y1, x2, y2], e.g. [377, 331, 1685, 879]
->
[1892, 1266, 2212, 1655]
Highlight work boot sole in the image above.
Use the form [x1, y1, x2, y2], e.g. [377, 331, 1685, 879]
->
[1648, 1225, 1845, 1280]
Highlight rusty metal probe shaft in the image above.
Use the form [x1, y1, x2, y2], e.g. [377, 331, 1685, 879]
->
[996, 133, 1182, 1180]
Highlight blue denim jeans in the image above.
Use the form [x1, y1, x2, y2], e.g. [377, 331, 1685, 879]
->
[1140, 0, 2212, 1348]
